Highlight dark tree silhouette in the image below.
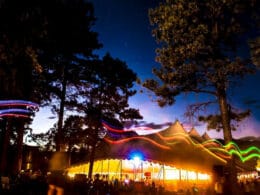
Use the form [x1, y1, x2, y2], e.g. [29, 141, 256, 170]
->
[0, 0, 43, 174]
[78, 53, 143, 178]
[0, 0, 101, 174]
[34, 0, 102, 152]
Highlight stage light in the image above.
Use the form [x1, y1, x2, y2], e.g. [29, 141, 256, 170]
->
[129, 151, 144, 162]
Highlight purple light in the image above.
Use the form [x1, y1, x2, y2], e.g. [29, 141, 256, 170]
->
[0, 100, 39, 119]
[0, 100, 39, 110]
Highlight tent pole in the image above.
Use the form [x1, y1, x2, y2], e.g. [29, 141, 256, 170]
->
[120, 159, 122, 181]
[108, 159, 110, 181]
[101, 160, 103, 176]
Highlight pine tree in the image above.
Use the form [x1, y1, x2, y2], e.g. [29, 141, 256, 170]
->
[143, 0, 259, 194]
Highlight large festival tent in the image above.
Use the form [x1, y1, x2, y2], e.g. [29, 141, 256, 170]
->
[67, 120, 228, 191]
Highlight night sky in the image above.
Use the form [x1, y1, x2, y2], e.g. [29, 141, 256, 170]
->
[31, 0, 260, 139]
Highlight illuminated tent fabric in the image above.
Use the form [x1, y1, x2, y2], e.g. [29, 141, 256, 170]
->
[202, 132, 211, 141]
[67, 120, 230, 193]
[68, 120, 259, 190]
[159, 120, 187, 136]
[188, 127, 204, 143]
[94, 120, 226, 172]
[68, 158, 211, 183]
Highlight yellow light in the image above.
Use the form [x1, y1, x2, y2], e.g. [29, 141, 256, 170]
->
[26, 163, 31, 170]
[198, 173, 210, 180]
[181, 170, 187, 180]
[67, 173, 75, 178]
[165, 169, 179, 180]
[187, 171, 197, 180]
[257, 159, 260, 171]
[67, 159, 211, 182]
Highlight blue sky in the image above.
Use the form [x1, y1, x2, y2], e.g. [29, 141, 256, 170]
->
[30, 0, 260, 139]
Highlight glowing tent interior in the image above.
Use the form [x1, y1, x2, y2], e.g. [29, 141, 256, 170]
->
[67, 120, 228, 191]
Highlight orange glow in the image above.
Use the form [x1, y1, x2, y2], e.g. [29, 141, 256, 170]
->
[102, 122, 135, 133]
[187, 171, 197, 180]
[156, 132, 227, 164]
[198, 173, 210, 180]
[103, 122, 227, 164]
[67, 159, 211, 183]
[165, 169, 179, 180]
[156, 133, 191, 145]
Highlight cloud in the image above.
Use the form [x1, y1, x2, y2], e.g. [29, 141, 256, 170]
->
[122, 120, 172, 135]
[136, 121, 172, 129]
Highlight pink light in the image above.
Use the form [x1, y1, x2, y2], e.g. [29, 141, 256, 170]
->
[0, 100, 39, 119]
[0, 108, 31, 114]
[0, 100, 39, 110]
[104, 136, 171, 150]
[0, 113, 31, 118]
[102, 122, 134, 133]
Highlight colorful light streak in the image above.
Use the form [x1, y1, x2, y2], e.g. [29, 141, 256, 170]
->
[202, 139, 222, 147]
[228, 149, 260, 162]
[0, 100, 39, 109]
[102, 121, 260, 164]
[0, 113, 32, 118]
[104, 137, 171, 150]
[156, 132, 227, 163]
[103, 122, 226, 163]
[0, 109, 33, 118]
[194, 139, 260, 163]
[0, 108, 32, 115]
[207, 147, 232, 159]
[0, 100, 39, 119]
[156, 132, 191, 145]
[205, 140, 260, 161]
[205, 142, 260, 163]
[102, 122, 135, 133]
[224, 141, 260, 154]
[211, 152, 232, 160]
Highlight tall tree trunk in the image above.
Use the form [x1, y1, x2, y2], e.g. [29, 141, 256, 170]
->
[56, 73, 67, 152]
[217, 89, 238, 195]
[217, 90, 232, 144]
[88, 121, 100, 179]
[88, 141, 96, 179]
[68, 145, 72, 167]
[0, 119, 11, 176]
[14, 121, 25, 175]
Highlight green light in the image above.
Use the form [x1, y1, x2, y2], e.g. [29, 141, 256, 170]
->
[205, 140, 260, 163]
[228, 149, 260, 162]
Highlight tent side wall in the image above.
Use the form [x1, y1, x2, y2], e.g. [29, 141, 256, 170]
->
[67, 158, 212, 191]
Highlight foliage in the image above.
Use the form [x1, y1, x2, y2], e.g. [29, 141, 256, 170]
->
[0, 0, 102, 173]
[0, 0, 142, 177]
[143, 0, 259, 135]
[69, 53, 143, 177]
[80, 54, 141, 120]
[144, 2, 259, 192]
[74, 54, 143, 145]
[198, 108, 250, 131]
[29, 54, 142, 153]
[249, 37, 260, 67]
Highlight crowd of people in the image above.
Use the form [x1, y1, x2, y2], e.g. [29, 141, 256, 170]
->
[0, 170, 169, 195]
[1, 170, 259, 195]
